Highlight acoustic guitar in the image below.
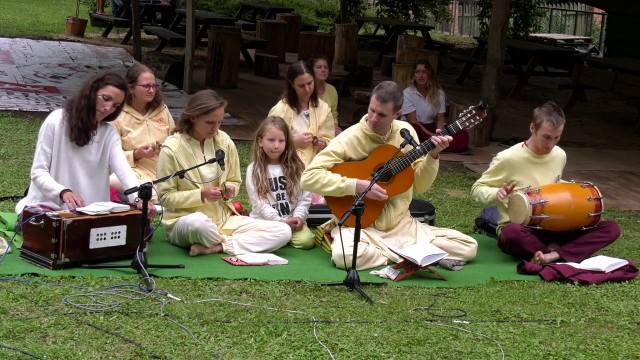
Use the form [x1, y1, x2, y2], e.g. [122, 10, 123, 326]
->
[325, 101, 488, 228]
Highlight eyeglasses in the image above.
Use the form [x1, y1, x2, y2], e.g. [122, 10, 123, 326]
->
[136, 84, 160, 91]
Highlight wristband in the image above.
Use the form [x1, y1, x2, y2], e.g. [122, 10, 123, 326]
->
[59, 189, 72, 200]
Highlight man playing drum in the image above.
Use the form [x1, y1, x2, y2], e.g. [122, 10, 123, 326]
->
[471, 101, 620, 264]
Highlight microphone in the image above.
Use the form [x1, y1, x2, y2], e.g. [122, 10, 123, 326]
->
[215, 149, 225, 171]
[400, 128, 420, 148]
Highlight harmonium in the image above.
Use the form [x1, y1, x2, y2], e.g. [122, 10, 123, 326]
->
[20, 206, 142, 270]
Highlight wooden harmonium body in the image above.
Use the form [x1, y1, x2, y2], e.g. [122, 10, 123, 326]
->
[20, 207, 142, 270]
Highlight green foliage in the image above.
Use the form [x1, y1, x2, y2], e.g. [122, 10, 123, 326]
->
[374, 0, 452, 23]
[477, 0, 545, 39]
[196, 0, 340, 32]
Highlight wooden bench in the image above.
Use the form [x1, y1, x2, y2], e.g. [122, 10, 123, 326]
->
[144, 26, 185, 52]
[430, 39, 455, 51]
[90, 13, 130, 38]
[241, 33, 268, 67]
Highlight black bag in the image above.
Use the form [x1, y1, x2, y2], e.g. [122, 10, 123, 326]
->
[306, 199, 436, 227]
[474, 206, 499, 239]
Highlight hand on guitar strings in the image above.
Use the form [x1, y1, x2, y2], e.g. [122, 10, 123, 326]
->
[356, 179, 388, 201]
[497, 182, 517, 201]
[427, 131, 452, 159]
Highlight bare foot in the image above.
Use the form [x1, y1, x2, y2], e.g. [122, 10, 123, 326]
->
[532, 250, 561, 265]
[189, 243, 222, 256]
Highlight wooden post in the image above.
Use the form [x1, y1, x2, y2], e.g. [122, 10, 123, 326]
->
[334, 23, 358, 66]
[275, 12, 302, 53]
[396, 34, 425, 63]
[256, 19, 287, 62]
[404, 48, 439, 75]
[254, 53, 280, 78]
[392, 63, 414, 87]
[206, 26, 241, 89]
[298, 31, 335, 64]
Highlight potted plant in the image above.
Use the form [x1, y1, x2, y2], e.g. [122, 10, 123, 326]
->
[65, 0, 89, 37]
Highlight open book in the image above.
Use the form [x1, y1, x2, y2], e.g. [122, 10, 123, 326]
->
[222, 253, 288, 266]
[381, 240, 448, 267]
[558, 255, 629, 273]
[75, 202, 131, 215]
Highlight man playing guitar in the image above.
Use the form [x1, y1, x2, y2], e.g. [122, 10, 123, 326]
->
[301, 81, 478, 270]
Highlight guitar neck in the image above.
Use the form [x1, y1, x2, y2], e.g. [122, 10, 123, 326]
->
[384, 121, 462, 177]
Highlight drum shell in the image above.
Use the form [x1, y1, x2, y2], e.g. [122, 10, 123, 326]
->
[507, 182, 603, 231]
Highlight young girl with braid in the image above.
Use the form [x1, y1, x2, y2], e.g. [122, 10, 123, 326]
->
[246, 116, 315, 249]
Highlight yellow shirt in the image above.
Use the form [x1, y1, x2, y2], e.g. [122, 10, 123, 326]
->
[471, 142, 566, 234]
[110, 103, 175, 184]
[268, 99, 335, 166]
[318, 83, 339, 126]
[301, 115, 439, 231]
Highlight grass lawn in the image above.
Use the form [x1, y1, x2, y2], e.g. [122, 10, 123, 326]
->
[1, 1, 640, 359]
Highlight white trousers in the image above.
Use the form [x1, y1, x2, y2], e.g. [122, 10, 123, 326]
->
[330, 215, 478, 270]
[170, 212, 291, 255]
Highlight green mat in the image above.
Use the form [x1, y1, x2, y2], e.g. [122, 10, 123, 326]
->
[0, 212, 535, 287]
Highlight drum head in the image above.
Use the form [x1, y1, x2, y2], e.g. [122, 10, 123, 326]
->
[508, 191, 532, 226]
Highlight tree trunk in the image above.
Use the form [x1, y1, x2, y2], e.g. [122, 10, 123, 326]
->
[206, 26, 241, 89]
[396, 34, 424, 63]
[298, 32, 336, 64]
[275, 13, 302, 53]
[474, 0, 512, 147]
[334, 23, 358, 66]
[256, 19, 287, 63]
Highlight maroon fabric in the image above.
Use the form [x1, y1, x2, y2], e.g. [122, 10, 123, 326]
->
[408, 122, 469, 153]
[498, 220, 620, 263]
[517, 260, 638, 284]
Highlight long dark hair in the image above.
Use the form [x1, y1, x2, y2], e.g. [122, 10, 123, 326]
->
[174, 89, 228, 135]
[63, 72, 127, 147]
[250, 116, 305, 203]
[125, 63, 164, 109]
[283, 60, 318, 114]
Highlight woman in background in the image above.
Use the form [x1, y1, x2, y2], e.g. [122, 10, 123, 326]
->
[110, 64, 175, 200]
[401, 59, 468, 152]
[309, 55, 341, 135]
[268, 60, 335, 166]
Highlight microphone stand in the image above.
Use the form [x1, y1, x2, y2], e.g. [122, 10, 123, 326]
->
[83, 153, 225, 292]
[311, 141, 411, 305]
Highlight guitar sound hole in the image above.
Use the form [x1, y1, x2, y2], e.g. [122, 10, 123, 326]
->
[376, 167, 392, 182]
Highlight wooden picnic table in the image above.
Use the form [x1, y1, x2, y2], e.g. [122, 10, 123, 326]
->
[171, 8, 236, 42]
[529, 33, 593, 45]
[122, 2, 176, 44]
[354, 17, 435, 66]
[234, 2, 293, 30]
[455, 37, 582, 97]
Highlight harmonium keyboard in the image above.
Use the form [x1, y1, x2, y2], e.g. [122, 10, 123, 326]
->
[20, 206, 142, 270]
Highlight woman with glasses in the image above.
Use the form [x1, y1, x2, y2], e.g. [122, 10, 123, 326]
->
[109, 64, 175, 200]
[15, 72, 153, 217]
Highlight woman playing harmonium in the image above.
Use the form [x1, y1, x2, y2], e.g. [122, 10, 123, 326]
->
[15, 72, 153, 217]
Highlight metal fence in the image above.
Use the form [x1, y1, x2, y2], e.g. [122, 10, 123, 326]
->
[425, 1, 607, 52]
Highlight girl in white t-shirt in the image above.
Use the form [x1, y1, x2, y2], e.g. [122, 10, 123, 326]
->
[246, 116, 315, 249]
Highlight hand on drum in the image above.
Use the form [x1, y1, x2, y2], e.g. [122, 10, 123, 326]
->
[497, 182, 517, 201]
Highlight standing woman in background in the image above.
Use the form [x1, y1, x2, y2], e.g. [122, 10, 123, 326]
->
[268, 60, 335, 166]
[157, 89, 291, 256]
[15, 72, 151, 216]
[309, 55, 341, 135]
[110, 64, 175, 200]
[401, 59, 469, 152]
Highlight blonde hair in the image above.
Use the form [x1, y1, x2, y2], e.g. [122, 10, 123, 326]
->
[250, 116, 305, 202]
[174, 89, 228, 134]
[411, 59, 441, 109]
